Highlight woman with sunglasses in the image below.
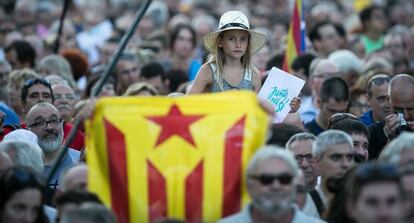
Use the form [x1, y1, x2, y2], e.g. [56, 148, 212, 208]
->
[0, 165, 48, 223]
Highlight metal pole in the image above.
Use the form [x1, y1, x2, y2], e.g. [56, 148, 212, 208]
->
[47, 0, 153, 184]
[54, 0, 71, 53]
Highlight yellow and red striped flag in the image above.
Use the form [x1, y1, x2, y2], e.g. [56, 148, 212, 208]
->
[282, 0, 306, 73]
[86, 91, 269, 223]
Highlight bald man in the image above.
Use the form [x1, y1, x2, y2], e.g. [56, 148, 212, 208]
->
[369, 74, 414, 159]
[26, 102, 80, 189]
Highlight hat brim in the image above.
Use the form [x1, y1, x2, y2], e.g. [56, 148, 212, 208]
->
[202, 27, 267, 54]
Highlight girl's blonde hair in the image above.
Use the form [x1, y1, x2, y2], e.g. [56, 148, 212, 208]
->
[208, 31, 252, 90]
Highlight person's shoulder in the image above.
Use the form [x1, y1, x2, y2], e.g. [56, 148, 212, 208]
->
[68, 148, 81, 160]
[294, 209, 327, 223]
[217, 212, 251, 223]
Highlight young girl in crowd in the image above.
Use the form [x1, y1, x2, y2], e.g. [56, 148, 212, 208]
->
[188, 11, 300, 112]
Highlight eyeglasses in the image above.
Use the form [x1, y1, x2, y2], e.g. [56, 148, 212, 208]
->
[295, 154, 314, 163]
[249, 173, 293, 186]
[28, 117, 62, 129]
[54, 94, 76, 100]
[328, 112, 359, 128]
[367, 76, 391, 90]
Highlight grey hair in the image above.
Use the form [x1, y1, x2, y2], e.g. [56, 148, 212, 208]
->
[247, 146, 300, 177]
[328, 49, 363, 75]
[60, 204, 116, 223]
[379, 132, 414, 164]
[0, 141, 44, 174]
[286, 132, 317, 150]
[312, 130, 353, 158]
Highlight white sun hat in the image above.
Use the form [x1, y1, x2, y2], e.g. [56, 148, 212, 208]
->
[202, 11, 267, 54]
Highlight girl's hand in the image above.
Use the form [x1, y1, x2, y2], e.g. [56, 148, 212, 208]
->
[289, 97, 301, 113]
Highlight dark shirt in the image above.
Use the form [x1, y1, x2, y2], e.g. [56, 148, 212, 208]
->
[305, 119, 325, 136]
[368, 121, 414, 160]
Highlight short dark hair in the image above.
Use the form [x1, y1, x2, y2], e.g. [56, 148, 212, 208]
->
[266, 123, 305, 147]
[309, 21, 335, 43]
[140, 61, 165, 81]
[5, 40, 36, 67]
[320, 77, 349, 103]
[291, 53, 317, 78]
[55, 190, 103, 207]
[347, 164, 402, 204]
[21, 78, 54, 103]
[359, 5, 387, 28]
[169, 24, 196, 50]
[329, 118, 370, 140]
[165, 69, 189, 92]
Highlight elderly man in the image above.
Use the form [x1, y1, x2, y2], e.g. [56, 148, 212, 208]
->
[286, 132, 318, 190]
[26, 102, 80, 189]
[60, 163, 88, 192]
[369, 74, 414, 159]
[311, 130, 355, 216]
[219, 146, 325, 223]
[52, 84, 77, 123]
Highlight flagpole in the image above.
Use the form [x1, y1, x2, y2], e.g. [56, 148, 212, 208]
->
[47, 0, 153, 184]
[54, 0, 71, 53]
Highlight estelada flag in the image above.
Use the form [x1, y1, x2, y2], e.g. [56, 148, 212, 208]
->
[86, 91, 269, 223]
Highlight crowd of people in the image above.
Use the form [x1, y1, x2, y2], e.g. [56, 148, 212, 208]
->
[1, 0, 414, 222]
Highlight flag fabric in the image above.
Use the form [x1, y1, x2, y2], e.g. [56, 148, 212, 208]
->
[86, 91, 269, 223]
[282, 0, 306, 73]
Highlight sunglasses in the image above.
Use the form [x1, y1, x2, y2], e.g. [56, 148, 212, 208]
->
[328, 112, 359, 128]
[23, 78, 51, 89]
[249, 173, 293, 186]
[367, 76, 391, 90]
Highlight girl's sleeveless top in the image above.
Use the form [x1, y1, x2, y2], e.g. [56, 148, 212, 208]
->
[209, 63, 253, 92]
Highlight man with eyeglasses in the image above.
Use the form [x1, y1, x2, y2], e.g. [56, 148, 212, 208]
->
[52, 84, 77, 123]
[286, 132, 321, 219]
[311, 130, 355, 217]
[219, 146, 325, 223]
[26, 102, 80, 191]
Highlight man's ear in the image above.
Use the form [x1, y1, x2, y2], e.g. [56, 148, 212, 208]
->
[316, 97, 322, 109]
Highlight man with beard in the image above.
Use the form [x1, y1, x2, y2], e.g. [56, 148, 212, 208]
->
[26, 102, 80, 190]
[219, 146, 325, 223]
[311, 130, 355, 216]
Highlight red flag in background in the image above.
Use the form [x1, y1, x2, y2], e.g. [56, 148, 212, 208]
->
[282, 0, 306, 73]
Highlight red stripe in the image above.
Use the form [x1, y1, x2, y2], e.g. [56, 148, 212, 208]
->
[148, 160, 167, 221]
[292, 1, 301, 55]
[222, 116, 246, 217]
[185, 160, 203, 222]
[104, 119, 129, 223]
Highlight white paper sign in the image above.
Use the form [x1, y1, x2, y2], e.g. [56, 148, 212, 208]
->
[258, 67, 305, 123]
